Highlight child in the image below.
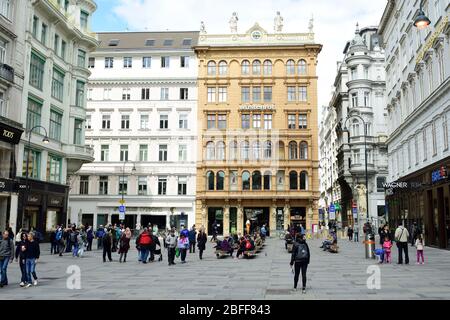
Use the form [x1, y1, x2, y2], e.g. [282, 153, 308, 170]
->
[374, 248, 385, 264]
[415, 235, 425, 264]
[382, 236, 393, 263]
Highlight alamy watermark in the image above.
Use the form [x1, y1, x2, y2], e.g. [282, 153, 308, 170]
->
[66, 265, 82, 290]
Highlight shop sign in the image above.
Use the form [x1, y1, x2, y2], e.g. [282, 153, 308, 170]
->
[0, 178, 17, 193]
[239, 105, 275, 111]
[432, 166, 447, 184]
[0, 121, 24, 144]
[27, 194, 41, 204]
[48, 196, 64, 207]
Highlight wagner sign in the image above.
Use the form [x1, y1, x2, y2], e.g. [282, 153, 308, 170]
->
[239, 105, 275, 111]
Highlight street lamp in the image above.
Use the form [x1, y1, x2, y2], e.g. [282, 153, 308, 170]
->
[342, 115, 369, 234]
[414, 0, 431, 29]
[21, 125, 49, 231]
[120, 160, 136, 224]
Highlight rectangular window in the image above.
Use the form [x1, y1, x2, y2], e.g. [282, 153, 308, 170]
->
[415, 135, 419, 165]
[298, 114, 307, 129]
[158, 177, 167, 195]
[120, 145, 129, 161]
[79, 176, 89, 195]
[121, 114, 130, 129]
[263, 86, 272, 102]
[443, 115, 449, 150]
[364, 92, 370, 107]
[140, 114, 149, 129]
[351, 93, 358, 107]
[54, 34, 60, 55]
[102, 114, 110, 129]
[432, 121, 437, 156]
[0, 92, 4, 117]
[253, 114, 261, 129]
[218, 87, 227, 103]
[51, 68, 64, 101]
[123, 57, 132, 68]
[241, 87, 250, 103]
[41, 24, 47, 45]
[105, 57, 114, 68]
[85, 115, 91, 129]
[74, 119, 83, 145]
[0, 39, 5, 64]
[159, 145, 168, 162]
[288, 114, 296, 129]
[77, 50, 86, 68]
[122, 88, 130, 100]
[207, 114, 216, 129]
[118, 176, 128, 195]
[103, 88, 111, 100]
[287, 87, 296, 102]
[159, 114, 168, 129]
[160, 88, 169, 100]
[180, 56, 189, 68]
[139, 145, 148, 161]
[178, 145, 187, 161]
[179, 114, 188, 129]
[142, 57, 151, 68]
[32, 16, 39, 38]
[376, 177, 386, 192]
[22, 149, 40, 179]
[47, 155, 61, 183]
[264, 114, 272, 130]
[241, 114, 250, 129]
[423, 129, 427, 161]
[99, 176, 108, 195]
[29, 52, 45, 90]
[26, 98, 42, 130]
[141, 88, 150, 100]
[218, 114, 226, 129]
[100, 145, 109, 161]
[161, 56, 170, 68]
[180, 88, 189, 100]
[60, 40, 66, 60]
[138, 176, 147, 195]
[178, 177, 187, 195]
[207, 87, 216, 103]
[49, 110, 62, 141]
[80, 10, 89, 31]
[252, 87, 261, 103]
[76, 81, 85, 107]
[88, 57, 95, 68]
[298, 86, 307, 102]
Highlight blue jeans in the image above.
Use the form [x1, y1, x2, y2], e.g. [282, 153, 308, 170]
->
[72, 243, 79, 257]
[0, 257, 10, 285]
[140, 249, 149, 262]
[25, 258, 37, 284]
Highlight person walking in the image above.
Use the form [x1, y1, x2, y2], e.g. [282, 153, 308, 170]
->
[149, 230, 160, 262]
[77, 228, 87, 258]
[96, 225, 105, 250]
[178, 233, 189, 264]
[197, 227, 207, 260]
[0, 230, 14, 288]
[165, 229, 177, 266]
[24, 232, 40, 287]
[136, 228, 152, 264]
[290, 233, 310, 294]
[71, 229, 80, 257]
[188, 225, 196, 253]
[395, 222, 410, 265]
[15, 232, 28, 287]
[86, 225, 94, 251]
[415, 234, 425, 264]
[382, 236, 393, 263]
[50, 228, 57, 255]
[102, 228, 113, 262]
[347, 226, 353, 241]
[111, 224, 118, 253]
[118, 228, 132, 263]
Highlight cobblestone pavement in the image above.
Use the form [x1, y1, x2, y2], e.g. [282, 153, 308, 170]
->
[1, 237, 450, 300]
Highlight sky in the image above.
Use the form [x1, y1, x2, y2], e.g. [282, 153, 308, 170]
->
[92, 0, 387, 111]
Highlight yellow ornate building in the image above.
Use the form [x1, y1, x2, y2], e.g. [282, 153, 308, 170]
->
[194, 21, 322, 236]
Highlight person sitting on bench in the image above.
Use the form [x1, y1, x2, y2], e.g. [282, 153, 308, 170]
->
[220, 236, 233, 256]
[255, 233, 263, 249]
[236, 237, 246, 259]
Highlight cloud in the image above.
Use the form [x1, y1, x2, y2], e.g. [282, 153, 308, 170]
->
[109, 0, 387, 111]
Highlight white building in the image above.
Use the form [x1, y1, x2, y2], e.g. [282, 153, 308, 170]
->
[379, 0, 450, 249]
[68, 31, 199, 231]
[329, 25, 388, 231]
[3, 0, 98, 236]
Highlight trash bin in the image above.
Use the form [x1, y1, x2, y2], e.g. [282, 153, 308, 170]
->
[364, 233, 375, 259]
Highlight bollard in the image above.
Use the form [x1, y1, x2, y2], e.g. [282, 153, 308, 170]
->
[364, 233, 375, 259]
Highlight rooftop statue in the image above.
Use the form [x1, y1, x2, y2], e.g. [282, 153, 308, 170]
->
[229, 12, 238, 33]
[274, 11, 284, 32]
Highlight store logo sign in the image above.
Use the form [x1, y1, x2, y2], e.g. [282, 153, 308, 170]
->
[432, 166, 447, 184]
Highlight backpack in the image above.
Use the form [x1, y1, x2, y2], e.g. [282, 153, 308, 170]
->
[140, 233, 152, 246]
[245, 240, 252, 250]
[295, 243, 309, 261]
[56, 230, 62, 241]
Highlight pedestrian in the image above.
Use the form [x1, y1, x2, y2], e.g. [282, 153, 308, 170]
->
[136, 228, 152, 264]
[415, 234, 425, 264]
[290, 233, 310, 294]
[411, 222, 422, 247]
[96, 225, 105, 250]
[177, 233, 189, 264]
[119, 227, 132, 263]
[149, 229, 160, 262]
[7, 227, 14, 241]
[0, 230, 14, 288]
[50, 227, 57, 255]
[111, 224, 118, 253]
[379, 224, 391, 245]
[382, 236, 393, 263]
[165, 229, 177, 266]
[102, 228, 113, 262]
[353, 226, 359, 242]
[347, 225, 353, 241]
[86, 225, 94, 251]
[394, 222, 410, 265]
[56, 226, 65, 256]
[14, 232, 28, 287]
[197, 227, 207, 260]
[65, 227, 72, 253]
[71, 229, 79, 257]
[188, 225, 196, 253]
[77, 228, 87, 257]
[24, 232, 40, 287]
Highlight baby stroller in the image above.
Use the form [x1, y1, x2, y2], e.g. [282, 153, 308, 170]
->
[154, 242, 163, 262]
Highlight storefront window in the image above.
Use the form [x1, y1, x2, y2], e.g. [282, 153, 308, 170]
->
[46, 210, 58, 231]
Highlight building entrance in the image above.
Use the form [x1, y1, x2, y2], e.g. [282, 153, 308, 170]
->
[208, 207, 223, 236]
[141, 215, 166, 231]
[243, 207, 270, 234]
[290, 207, 306, 232]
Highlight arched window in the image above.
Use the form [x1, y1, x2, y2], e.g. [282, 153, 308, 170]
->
[206, 141, 215, 160]
[252, 171, 262, 190]
[286, 59, 295, 75]
[216, 171, 225, 190]
[242, 171, 250, 190]
[299, 141, 308, 160]
[289, 171, 298, 190]
[263, 171, 271, 190]
[352, 119, 360, 136]
[288, 141, 298, 160]
[207, 61, 216, 75]
[218, 61, 228, 75]
[264, 141, 272, 159]
[263, 60, 272, 75]
[206, 171, 215, 190]
[278, 141, 285, 160]
[298, 59, 307, 75]
[241, 141, 249, 160]
[216, 141, 225, 160]
[229, 140, 238, 160]
[300, 171, 308, 190]
[241, 60, 250, 75]
[252, 141, 261, 160]
[252, 60, 261, 75]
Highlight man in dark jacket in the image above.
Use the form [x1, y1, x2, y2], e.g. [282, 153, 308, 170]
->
[290, 234, 310, 294]
[102, 228, 113, 262]
[0, 231, 14, 287]
[188, 225, 196, 253]
[149, 229, 160, 262]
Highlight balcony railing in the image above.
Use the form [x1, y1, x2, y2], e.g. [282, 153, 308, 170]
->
[0, 63, 14, 83]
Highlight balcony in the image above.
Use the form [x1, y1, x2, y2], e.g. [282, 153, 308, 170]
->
[0, 63, 14, 84]
[63, 144, 94, 174]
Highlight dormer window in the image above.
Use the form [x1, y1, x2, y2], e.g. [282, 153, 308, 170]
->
[163, 39, 173, 46]
[145, 39, 155, 46]
[109, 39, 119, 46]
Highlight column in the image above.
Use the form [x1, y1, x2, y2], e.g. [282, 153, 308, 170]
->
[237, 203, 244, 235]
[270, 201, 277, 234]
[201, 201, 207, 233]
[223, 204, 230, 236]
[136, 214, 141, 230]
[283, 201, 290, 231]
[93, 214, 98, 230]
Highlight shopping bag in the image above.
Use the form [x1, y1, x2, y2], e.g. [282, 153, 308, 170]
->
[175, 247, 180, 258]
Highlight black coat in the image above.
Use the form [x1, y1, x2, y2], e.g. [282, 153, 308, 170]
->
[291, 241, 310, 265]
[197, 233, 207, 251]
[379, 229, 391, 244]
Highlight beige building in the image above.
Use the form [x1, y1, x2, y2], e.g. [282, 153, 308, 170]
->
[194, 16, 322, 236]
